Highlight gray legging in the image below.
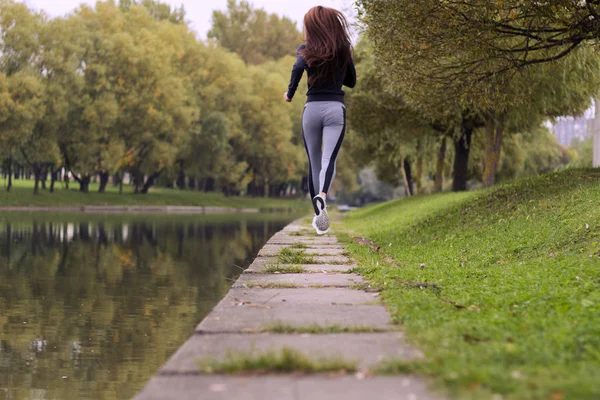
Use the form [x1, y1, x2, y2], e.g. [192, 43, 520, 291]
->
[302, 101, 346, 198]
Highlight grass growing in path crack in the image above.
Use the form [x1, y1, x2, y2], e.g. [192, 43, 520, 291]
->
[277, 248, 316, 264]
[340, 169, 600, 400]
[244, 282, 300, 289]
[288, 243, 309, 249]
[287, 229, 316, 237]
[197, 347, 356, 374]
[264, 264, 307, 274]
[262, 323, 389, 334]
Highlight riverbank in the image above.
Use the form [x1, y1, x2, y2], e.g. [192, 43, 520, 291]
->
[134, 218, 443, 400]
[0, 181, 308, 211]
[340, 168, 600, 399]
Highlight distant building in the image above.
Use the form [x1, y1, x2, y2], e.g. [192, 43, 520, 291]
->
[550, 104, 595, 147]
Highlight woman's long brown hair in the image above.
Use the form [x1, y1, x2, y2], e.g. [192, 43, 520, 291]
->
[300, 6, 352, 85]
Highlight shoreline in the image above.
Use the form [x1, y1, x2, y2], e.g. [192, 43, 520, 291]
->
[134, 218, 438, 400]
[0, 205, 261, 214]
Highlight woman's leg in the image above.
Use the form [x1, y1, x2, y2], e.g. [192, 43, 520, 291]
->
[302, 104, 323, 201]
[319, 103, 346, 195]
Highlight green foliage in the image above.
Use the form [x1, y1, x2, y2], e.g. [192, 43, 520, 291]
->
[0, 0, 309, 197]
[470, 126, 574, 182]
[341, 169, 600, 399]
[570, 137, 594, 168]
[355, 1, 600, 189]
[209, 0, 301, 65]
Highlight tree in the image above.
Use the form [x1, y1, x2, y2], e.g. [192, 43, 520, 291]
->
[346, 39, 452, 194]
[356, 0, 600, 189]
[72, 3, 195, 193]
[0, 72, 45, 192]
[0, 1, 46, 192]
[209, 0, 301, 65]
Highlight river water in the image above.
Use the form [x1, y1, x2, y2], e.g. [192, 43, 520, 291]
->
[0, 212, 298, 399]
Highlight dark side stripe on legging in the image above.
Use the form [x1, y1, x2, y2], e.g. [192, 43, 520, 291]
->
[322, 106, 346, 194]
[301, 106, 317, 199]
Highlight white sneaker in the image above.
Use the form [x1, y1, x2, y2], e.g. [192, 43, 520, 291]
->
[312, 194, 330, 235]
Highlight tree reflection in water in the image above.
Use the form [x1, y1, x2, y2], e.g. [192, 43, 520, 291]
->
[0, 214, 294, 399]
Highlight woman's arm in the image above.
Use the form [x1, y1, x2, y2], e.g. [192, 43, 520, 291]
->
[286, 45, 306, 101]
[343, 57, 357, 88]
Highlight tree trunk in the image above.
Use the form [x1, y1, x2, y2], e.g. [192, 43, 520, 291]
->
[133, 171, 143, 193]
[98, 171, 110, 193]
[188, 177, 196, 190]
[113, 173, 120, 187]
[141, 171, 161, 194]
[6, 156, 12, 192]
[176, 161, 186, 190]
[415, 139, 423, 194]
[33, 166, 41, 195]
[482, 114, 505, 188]
[400, 153, 413, 197]
[452, 120, 474, 192]
[404, 158, 414, 196]
[434, 136, 447, 192]
[50, 169, 59, 193]
[205, 177, 215, 192]
[41, 165, 48, 190]
[79, 175, 91, 193]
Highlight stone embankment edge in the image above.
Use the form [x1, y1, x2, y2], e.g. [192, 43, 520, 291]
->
[0, 206, 260, 213]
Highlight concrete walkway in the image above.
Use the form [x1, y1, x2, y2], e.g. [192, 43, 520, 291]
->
[134, 219, 443, 400]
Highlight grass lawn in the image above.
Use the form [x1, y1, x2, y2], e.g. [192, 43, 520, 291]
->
[0, 179, 309, 211]
[339, 169, 600, 399]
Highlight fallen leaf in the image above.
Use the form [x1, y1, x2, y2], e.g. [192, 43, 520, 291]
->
[551, 391, 565, 400]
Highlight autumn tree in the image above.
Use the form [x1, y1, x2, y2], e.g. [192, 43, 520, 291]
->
[209, 0, 301, 65]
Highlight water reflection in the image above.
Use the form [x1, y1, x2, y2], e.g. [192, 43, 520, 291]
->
[0, 214, 294, 399]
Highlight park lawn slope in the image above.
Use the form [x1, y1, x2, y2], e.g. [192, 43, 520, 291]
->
[340, 169, 600, 400]
[0, 180, 308, 211]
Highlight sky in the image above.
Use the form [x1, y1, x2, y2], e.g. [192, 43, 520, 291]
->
[23, 0, 355, 38]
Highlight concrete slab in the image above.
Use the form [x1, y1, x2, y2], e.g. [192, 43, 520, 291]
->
[196, 288, 392, 333]
[135, 375, 443, 400]
[258, 246, 347, 257]
[233, 273, 365, 288]
[267, 235, 339, 245]
[252, 255, 353, 266]
[261, 242, 345, 249]
[245, 263, 357, 274]
[160, 332, 421, 374]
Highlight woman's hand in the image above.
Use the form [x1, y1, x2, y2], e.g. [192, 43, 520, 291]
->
[283, 92, 292, 102]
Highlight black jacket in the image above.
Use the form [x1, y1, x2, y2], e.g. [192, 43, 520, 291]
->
[287, 44, 356, 103]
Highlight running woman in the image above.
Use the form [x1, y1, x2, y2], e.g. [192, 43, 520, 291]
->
[284, 5, 356, 235]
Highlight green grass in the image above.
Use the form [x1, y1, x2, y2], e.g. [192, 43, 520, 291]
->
[340, 169, 600, 400]
[0, 179, 309, 211]
[261, 323, 389, 334]
[289, 243, 310, 249]
[197, 347, 357, 374]
[288, 229, 317, 236]
[277, 248, 317, 264]
[264, 265, 307, 274]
